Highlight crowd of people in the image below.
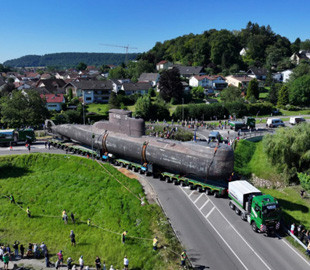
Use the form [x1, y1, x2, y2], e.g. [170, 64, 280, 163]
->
[290, 222, 310, 256]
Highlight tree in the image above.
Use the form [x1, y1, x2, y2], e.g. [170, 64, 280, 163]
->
[268, 83, 281, 105]
[246, 79, 259, 100]
[220, 86, 242, 103]
[263, 124, 310, 183]
[300, 39, 310, 51]
[289, 63, 310, 81]
[191, 86, 205, 99]
[289, 75, 310, 106]
[67, 88, 73, 101]
[108, 66, 128, 79]
[158, 68, 184, 102]
[277, 85, 289, 106]
[108, 92, 120, 109]
[0, 90, 49, 127]
[134, 96, 152, 119]
[76, 62, 87, 71]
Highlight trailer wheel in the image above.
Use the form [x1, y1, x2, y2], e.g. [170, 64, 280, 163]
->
[173, 179, 179, 185]
[165, 177, 170, 183]
[139, 169, 144, 174]
[229, 202, 235, 210]
[252, 221, 258, 232]
[126, 164, 130, 169]
[206, 189, 212, 195]
[235, 208, 240, 215]
[198, 186, 204, 193]
[180, 181, 186, 187]
[159, 175, 165, 181]
[189, 184, 195, 190]
[213, 191, 219, 198]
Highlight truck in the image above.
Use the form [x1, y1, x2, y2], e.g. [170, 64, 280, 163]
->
[0, 129, 36, 146]
[229, 117, 256, 131]
[228, 180, 281, 235]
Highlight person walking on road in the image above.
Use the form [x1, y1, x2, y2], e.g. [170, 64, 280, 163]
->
[44, 249, 50, 268]
[57, 250, 64, 266]
[67, 257, 73, 270]
[20, 244, 25, 259]
[3, 251, 9, 270]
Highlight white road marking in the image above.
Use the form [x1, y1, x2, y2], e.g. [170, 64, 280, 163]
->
[279, 235, 310, 267]
[178, 186, 248, 269]
[205, 206, 215, 218]
[189, 191, 195, 197]
[179, 186, 272, 270]
[193, 193, 203, 204]
[199, 199, 209, 210]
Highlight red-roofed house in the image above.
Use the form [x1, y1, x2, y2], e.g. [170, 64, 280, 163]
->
[40, 93, 65, 111]
[189, 75, 227, 90]
[156, 60, 173, 71]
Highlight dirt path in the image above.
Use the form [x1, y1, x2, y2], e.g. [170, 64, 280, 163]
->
[117, 168, 158, 205]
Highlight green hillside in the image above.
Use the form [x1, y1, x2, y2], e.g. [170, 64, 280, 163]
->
[3, 52, 139, 68]
[0, 154, 181, 269]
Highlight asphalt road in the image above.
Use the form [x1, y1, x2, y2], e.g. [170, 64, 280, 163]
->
[0, 142, 63, 155]
[2, 144, 310, 269]
[147, 177, 310, 270]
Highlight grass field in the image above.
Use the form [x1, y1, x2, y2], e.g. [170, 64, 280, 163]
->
[87, 104, 110, 115]
[0, 154, 181, 269]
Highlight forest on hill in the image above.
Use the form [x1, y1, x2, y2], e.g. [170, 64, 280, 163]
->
[3, 52, 139, 68]
[139, 22, 310, 74]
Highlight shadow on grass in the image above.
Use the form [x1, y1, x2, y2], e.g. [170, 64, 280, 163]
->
[278, 198, 309, 213]
[0, 165, 31, 179]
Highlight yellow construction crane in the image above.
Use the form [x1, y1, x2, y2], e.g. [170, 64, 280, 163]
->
[99, 43, 138, 64]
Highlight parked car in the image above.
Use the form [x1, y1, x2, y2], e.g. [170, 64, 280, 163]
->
[289, 117, 306, 125]
[208, 131, 222, 142]
[266, 118, 285, 128]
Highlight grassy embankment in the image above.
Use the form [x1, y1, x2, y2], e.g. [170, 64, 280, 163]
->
[0, 154, 182, 269]
[234, 140, 310, 230]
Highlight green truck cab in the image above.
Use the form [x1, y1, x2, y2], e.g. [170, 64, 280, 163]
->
[228, 180, 281, 235]
[229, 117, 256, 131]
[0, 129, 36, 146]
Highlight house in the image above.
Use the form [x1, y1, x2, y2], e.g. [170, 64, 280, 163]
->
[247, 67, 267, 80]
[226, 75, 261, 89]
[138, 73, 160, 87]
[121, 82, 152, 95]
[40, 73, 52, 80]
[290, 50, 310, 65]
[240, 48, 248, 56]
[156, 60, 173, 71]
[64, 80, 113, 104]
[55, 71, 66, 79]
[110, 79, 122, 93]
[40, 93, 65, 111]
[36, 79, 66, 94]
[189, 75, 227, 90]
[172, 65, 204, 78]
[273, 70, 292, 83]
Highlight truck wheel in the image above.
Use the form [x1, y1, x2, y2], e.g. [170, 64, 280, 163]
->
[241, 212, 246, 221]
[235, 208, 240, 215]
[229, 202, 235, 210]
[252, 221, 258, 232]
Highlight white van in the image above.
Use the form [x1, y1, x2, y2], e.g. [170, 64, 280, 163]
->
[266, 118, 285, 128]
[289, 117, 305, 125]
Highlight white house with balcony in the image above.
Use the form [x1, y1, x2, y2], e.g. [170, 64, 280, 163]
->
[189, 75, 227, 90]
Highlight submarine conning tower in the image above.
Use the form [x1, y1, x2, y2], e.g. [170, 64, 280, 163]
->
[93, 109, 145, 137]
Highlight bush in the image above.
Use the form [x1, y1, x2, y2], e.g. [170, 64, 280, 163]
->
[246, 102, 274, 116]
[298, 173, 310, 192]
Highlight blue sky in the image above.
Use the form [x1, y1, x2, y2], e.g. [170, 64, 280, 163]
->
[0, 0, 309, 63]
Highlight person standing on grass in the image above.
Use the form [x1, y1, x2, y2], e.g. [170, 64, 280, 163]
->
[13, 241, 19, 258]
[121, 231, 127, 244]
[26, 207, 31, 218]
[70, 230, 76, 246]
[57, 250, 64, 266]
[71, 212, 75, 224]
[20, 244, 25, 258]
[123, 256, 129, 270]
[95, 256, 101, 270]
[3, 251, 9, 270]
[10, 195, 15, 204]
[79, 255, 84, 270]
[67, 257, 73, 270]
[44, 249, 50, 268]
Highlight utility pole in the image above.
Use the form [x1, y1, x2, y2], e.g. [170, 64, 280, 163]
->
[82, 103, 85, 125]
[182, 98, 184, 121]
